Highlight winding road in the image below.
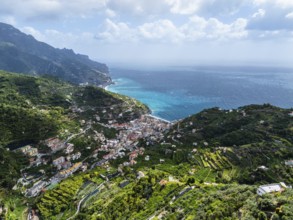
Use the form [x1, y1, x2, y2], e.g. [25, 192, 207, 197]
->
[67, 182, 104, 220]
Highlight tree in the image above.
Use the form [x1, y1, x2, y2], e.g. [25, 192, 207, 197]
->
[186, 177, 195, 186]
[258, 211, 267, 220]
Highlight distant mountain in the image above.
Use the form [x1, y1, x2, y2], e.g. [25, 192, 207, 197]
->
[0, 22, 111, 86]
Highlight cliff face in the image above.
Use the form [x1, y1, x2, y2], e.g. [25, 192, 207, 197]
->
[0, 22, 111, 86]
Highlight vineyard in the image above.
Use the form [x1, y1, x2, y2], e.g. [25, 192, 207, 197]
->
[192, 149, 234, 170]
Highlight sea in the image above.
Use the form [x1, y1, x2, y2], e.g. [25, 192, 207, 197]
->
[106, 66, 293, 121]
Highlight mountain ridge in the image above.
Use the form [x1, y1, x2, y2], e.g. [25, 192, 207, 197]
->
[0, 22, 111, 86]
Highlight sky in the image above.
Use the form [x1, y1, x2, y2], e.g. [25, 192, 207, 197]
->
[1, 0, 293, 67]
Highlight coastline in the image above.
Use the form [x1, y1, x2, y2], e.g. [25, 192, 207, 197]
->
[105, 80, 172, 123]
[145, 114, 172, 124]
[102, 80, 114, 90]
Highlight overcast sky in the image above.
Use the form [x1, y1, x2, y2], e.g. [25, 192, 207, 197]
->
[1, 0, 293, 67]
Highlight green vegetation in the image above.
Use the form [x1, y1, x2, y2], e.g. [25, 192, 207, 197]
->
[153, 104, 293, 185]
[0, 190, 28, 220]
[0, 70, 149, 219]
[0, 148, 28, 188]
[167, 184, 293, 220]
[37, 176, 84, 219]
[46, 167, 293, 220]
[34, 104, 292, 220]
[0, 70, 292, 219]
[170, 105, 292, 147]
[0, 70, 149, 148]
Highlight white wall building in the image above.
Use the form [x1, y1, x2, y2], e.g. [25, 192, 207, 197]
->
[257, 183, 283, 196]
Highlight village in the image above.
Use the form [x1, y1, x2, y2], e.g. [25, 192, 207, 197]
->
[12, 114, 172, 198]
[10, 111, 293, 199]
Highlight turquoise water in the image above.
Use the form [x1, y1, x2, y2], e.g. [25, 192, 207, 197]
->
[107, 66, 293, 121]
[108, 78, 219, 120]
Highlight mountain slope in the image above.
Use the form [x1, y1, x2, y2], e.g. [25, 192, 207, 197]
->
[0, 69, 292, 219]
[0, 70, 149, 192]
[0, 22, 111, 86]
[0, 70, 149, 148]
[34, 104, 293, 220]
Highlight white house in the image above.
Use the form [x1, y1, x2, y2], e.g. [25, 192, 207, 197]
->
[285, 160, 293, 167]
[26, 180, 48, 197]
[65, 143, 74, 154]
[257, 165, 269, 171]
[72, 152, 81, 160]
[137, 171, 145, 179]
[257, 183, 284, 196]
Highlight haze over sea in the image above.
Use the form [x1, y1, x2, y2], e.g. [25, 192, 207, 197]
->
[107, 66, 293, 121]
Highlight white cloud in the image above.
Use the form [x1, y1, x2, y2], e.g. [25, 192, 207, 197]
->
[96, 16, 248, 44]
[106, 0, 170, 16]
[275, 0, 293, 8]
[166, 0, 202, 15]
[252, 9, 266, 18]
[165, 0, 246, 16]
[21, 26, 98, 54]
[96, 19, 136, 43]
[253, 0, 293, 8]
[0, 0, 107, 20]
[248, 0, 293, 31]
[253, 0, 268, 5]
[5, 0, 62, 20]
[180, 16, 248, 41]
[2, 0, 293, 66]
[21, 26, 45, 41]
[0, 15, 17, 26]
[139, 19, 184, 43]
[286, 12, 293, 19]
[105, 9, 116, 18]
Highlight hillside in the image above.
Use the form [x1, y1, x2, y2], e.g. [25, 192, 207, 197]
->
[0, 70, 149, 191]
[0, 22, 111, 86]
[0, 70, 292, 220]
[139, 105, 293, 185]
[30, 104, 293, 220]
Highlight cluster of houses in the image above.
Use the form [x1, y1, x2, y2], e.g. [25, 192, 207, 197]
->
[56, 162, 83, 178]
[65, 143, 74, 154]
[17, 145, 38, 157]
[24, 161, 84, 197]
[10, 114, 168, 198]
[52, 152, 82, 171]
[53, 156, 71, 170]
[98, 115, 171, 164]
[45, 137, 65, 152]
[128, 148, 145, 165]
[92, 130, 106, 142]
[13, 137, 86, 197]
[25, 180, 48, 197]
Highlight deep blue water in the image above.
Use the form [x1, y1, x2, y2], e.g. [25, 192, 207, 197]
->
[107, 66, 293, 121]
